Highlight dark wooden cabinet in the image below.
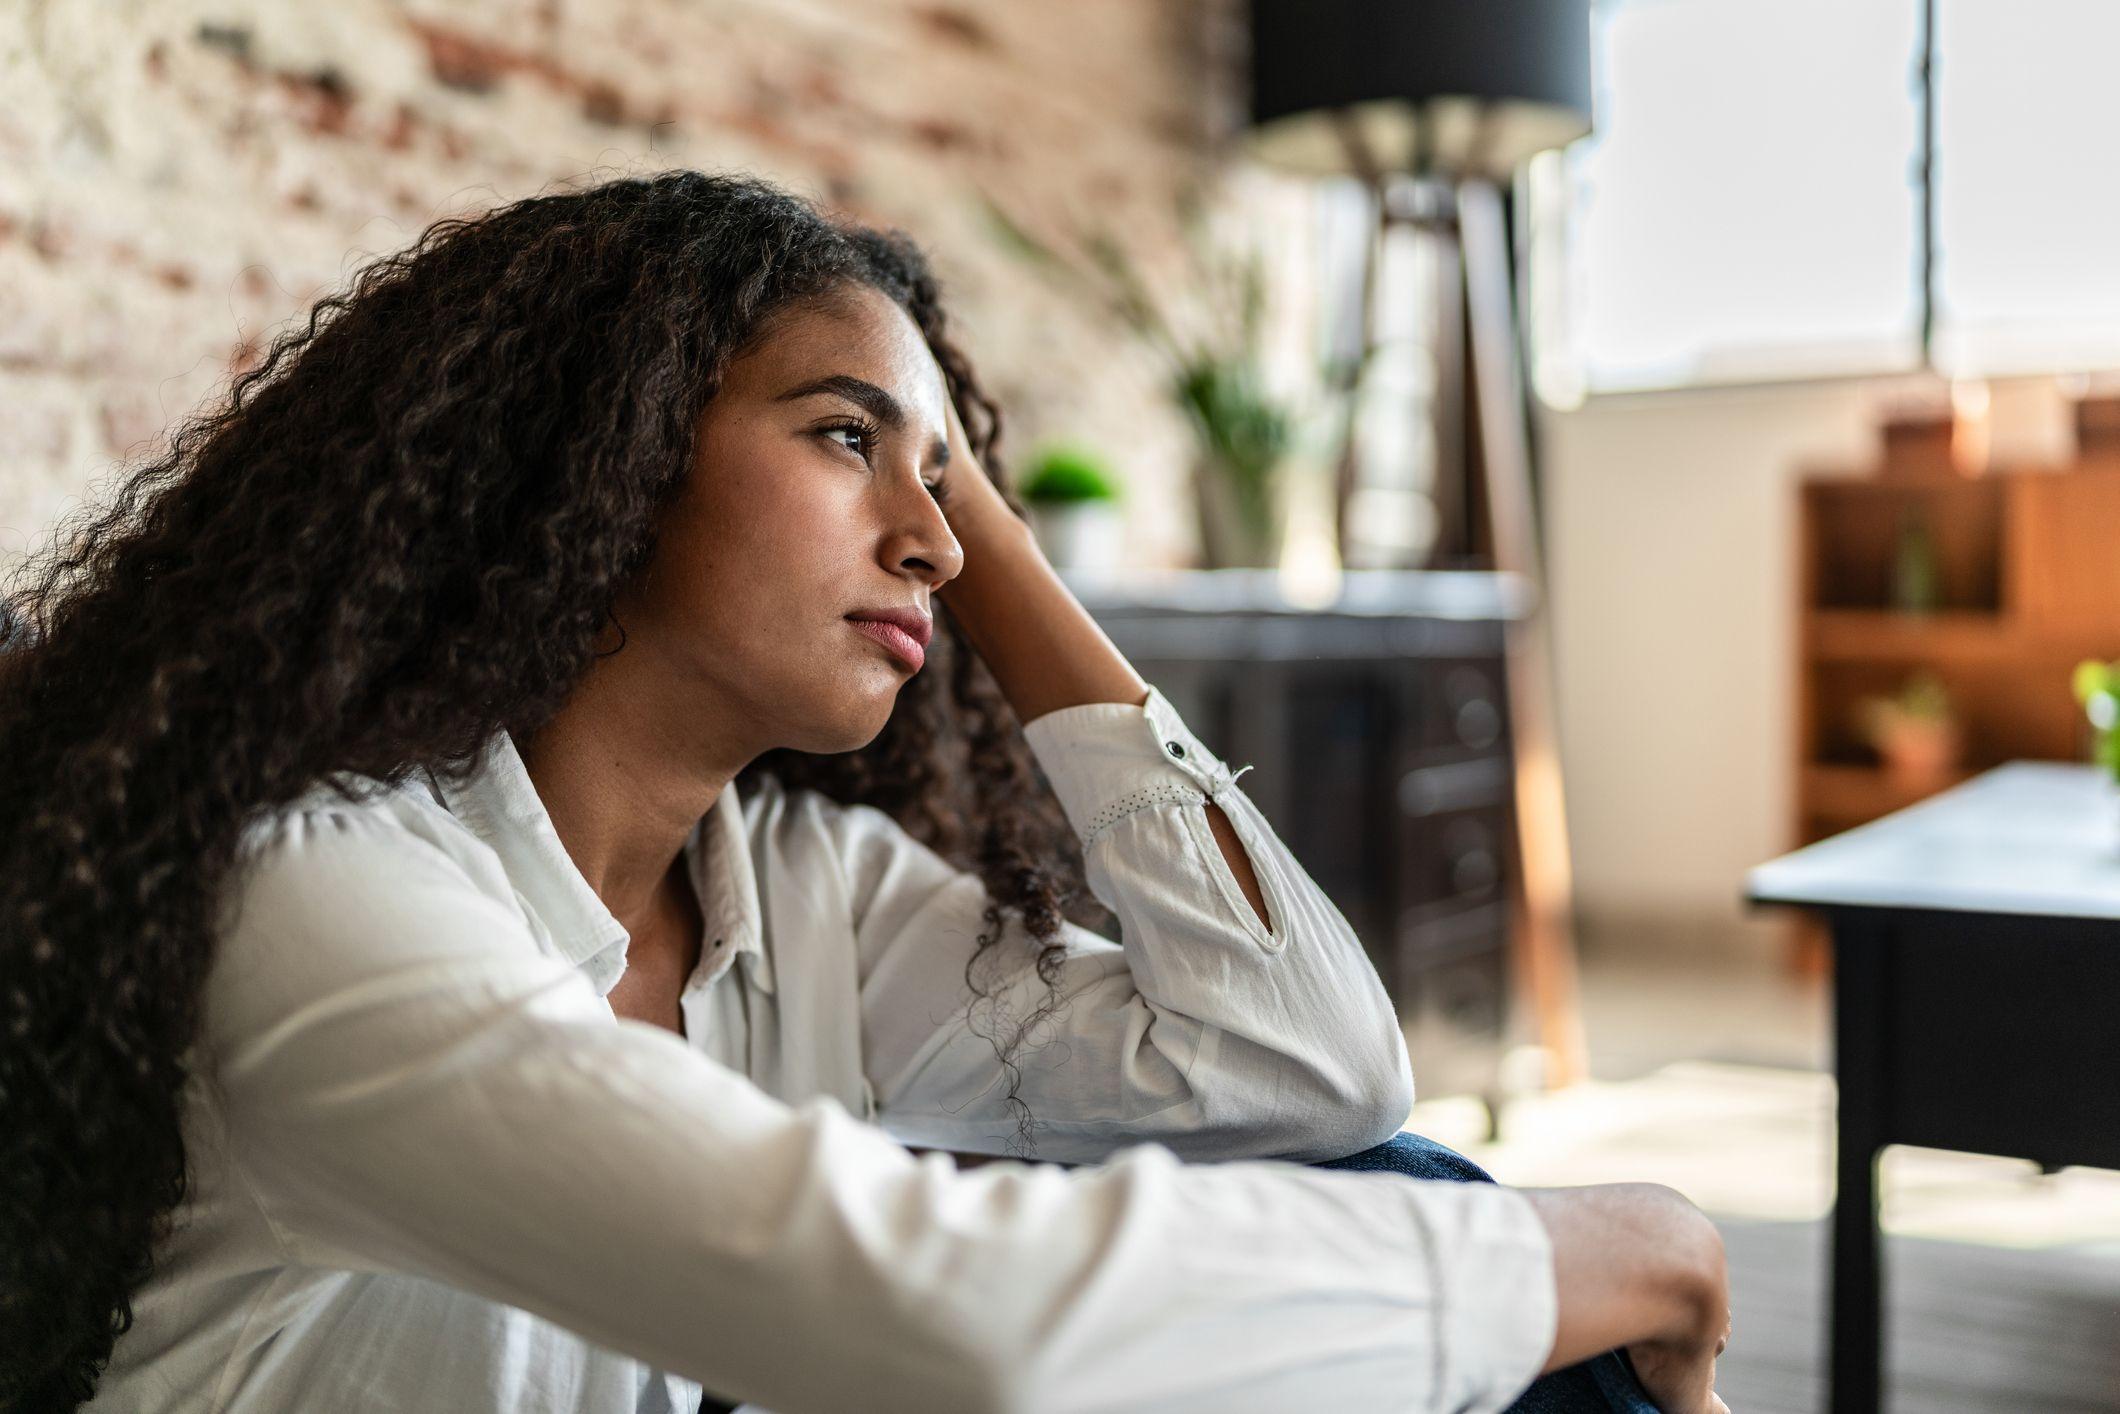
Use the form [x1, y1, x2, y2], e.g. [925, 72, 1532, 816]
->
[1072, 570, 1525, 1117]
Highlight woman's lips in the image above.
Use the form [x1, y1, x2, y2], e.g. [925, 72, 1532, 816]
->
[848, 616, 925, 670]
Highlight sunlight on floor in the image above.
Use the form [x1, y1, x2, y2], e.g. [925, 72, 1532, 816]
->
[1404, 951, 2120, 1254]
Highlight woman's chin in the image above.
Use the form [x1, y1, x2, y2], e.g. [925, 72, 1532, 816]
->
[781, 683, 902, 755]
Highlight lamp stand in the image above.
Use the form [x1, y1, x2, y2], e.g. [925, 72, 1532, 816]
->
[1457, 179, 1587, 1090]
[1340, 154, 1587, 1091]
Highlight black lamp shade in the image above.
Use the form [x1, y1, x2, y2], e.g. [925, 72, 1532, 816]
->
[1248, 0, 1593, 178]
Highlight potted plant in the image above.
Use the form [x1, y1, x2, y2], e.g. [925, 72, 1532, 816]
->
[982, 186, 1311, 569]
[1171, 357, 1290, 571]
[1858, 670, 1963, 789]
[2071, 658, 2120, 784]
[1019, 444, 1124, 573]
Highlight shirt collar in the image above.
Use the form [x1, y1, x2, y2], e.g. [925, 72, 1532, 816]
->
[691, 774, 774, 995]
[432, 732, 773, 996]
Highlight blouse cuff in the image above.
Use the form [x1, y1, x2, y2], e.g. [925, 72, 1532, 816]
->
[1020, 686, 1250, 848]
[1432, 1184, 1561, 1412]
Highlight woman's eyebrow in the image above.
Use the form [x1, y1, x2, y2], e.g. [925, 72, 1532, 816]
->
[774, 374, 951, 466]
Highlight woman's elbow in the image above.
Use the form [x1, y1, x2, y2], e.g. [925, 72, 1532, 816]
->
[1343, 1026, 1416, 1148]
[1348, 1069, 1416, 1153]
[1277, 1055, 1416, 1161]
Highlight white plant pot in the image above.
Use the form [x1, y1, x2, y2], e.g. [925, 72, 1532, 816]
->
[1026, 501, 1125, 573]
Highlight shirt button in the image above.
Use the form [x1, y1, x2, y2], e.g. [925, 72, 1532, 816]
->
[1166, 740, 1187, 759]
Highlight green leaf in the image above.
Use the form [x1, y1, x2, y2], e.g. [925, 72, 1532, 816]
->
[2097, 728, 2120, 780]
[1019, 444, 1122, 503]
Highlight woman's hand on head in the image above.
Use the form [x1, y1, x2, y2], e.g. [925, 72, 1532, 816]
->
[933, 394, 1026, 552]
[920, 391, 1149, 721]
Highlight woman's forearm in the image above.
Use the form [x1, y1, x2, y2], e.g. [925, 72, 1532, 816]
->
[921, 1166, 1727, 1344]
[938, 484, 1272, 932]
[939, 502, 1147, 723]
[1522, 1183, 1728, 1390]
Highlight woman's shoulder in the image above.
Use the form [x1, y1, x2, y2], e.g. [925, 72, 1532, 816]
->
[229, 768, 512, 921]
[210, 770, 569, 1054]
[241, 766, 460, 853]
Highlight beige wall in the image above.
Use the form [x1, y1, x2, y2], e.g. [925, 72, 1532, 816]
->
[1541, 381, 1877, 956]
[1540, 372, 2079, 957]
[0, 0, 1244, 571]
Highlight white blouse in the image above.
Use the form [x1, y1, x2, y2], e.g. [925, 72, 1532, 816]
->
[88, 687, 1556, 1414]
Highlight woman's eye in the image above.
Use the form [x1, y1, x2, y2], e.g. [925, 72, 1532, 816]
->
[821, 424, 871, 459]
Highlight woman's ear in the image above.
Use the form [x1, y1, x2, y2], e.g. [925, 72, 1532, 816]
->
[592, 611, 628, 660]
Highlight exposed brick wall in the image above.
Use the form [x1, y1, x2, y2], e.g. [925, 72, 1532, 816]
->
[0, 0, 1253, 571]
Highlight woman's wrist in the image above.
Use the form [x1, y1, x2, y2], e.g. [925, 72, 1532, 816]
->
[1524, 1183, 1729, 1373]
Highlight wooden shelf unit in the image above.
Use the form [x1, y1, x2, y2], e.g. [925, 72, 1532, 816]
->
[1790, 465, 2120, 968]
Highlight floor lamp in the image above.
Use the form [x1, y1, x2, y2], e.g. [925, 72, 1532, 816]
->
[1245, 0, 1595, 1088]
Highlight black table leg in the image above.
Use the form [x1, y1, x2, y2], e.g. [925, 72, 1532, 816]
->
[1831, 911, 1888, 1414]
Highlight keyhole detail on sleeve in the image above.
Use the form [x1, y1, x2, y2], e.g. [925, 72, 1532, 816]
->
[1165, 741, 1186, 758]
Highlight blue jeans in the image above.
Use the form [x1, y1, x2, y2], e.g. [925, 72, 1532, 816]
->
[1309, 1131, 1660, 1414]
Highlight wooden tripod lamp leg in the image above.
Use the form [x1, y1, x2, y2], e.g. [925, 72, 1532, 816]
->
[1457, 179, 1589, 1089]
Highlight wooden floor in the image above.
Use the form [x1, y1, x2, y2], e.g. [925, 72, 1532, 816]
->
[1408, 958, 2120, 1412]
[1714, 1217, 2120, 1413]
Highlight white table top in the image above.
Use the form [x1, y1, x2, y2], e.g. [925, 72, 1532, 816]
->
[1747, 762, 2120, 921]
[1061, 568, 1533, 620]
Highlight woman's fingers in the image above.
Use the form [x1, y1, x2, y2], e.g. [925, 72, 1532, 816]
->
[942, 389, 977, 469]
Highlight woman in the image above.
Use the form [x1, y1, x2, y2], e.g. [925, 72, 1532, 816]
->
[0, 172, 1727, 1413]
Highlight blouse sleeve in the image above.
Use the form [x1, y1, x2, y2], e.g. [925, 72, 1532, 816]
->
[845, 684, 1416, 1166]
[207, 802, 1555, 1414]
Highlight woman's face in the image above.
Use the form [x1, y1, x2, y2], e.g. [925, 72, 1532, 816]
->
[610, 282, 965, 758]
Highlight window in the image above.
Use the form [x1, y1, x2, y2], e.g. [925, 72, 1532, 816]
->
[1537, 0, 2120, 398]
[1931, 0, 2120, 375]
[1547, 0, 1922, 396]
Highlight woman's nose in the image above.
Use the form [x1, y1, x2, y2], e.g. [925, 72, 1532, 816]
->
[883, 469, 963, 587]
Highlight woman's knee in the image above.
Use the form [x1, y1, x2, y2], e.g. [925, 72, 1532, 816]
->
[1308, 1130, 1497, 1184]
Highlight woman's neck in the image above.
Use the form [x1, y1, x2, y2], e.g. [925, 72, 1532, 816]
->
[517, 655, 749, 934]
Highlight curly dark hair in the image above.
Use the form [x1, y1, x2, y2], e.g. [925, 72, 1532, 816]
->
[0, 169, 1107, 1411]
